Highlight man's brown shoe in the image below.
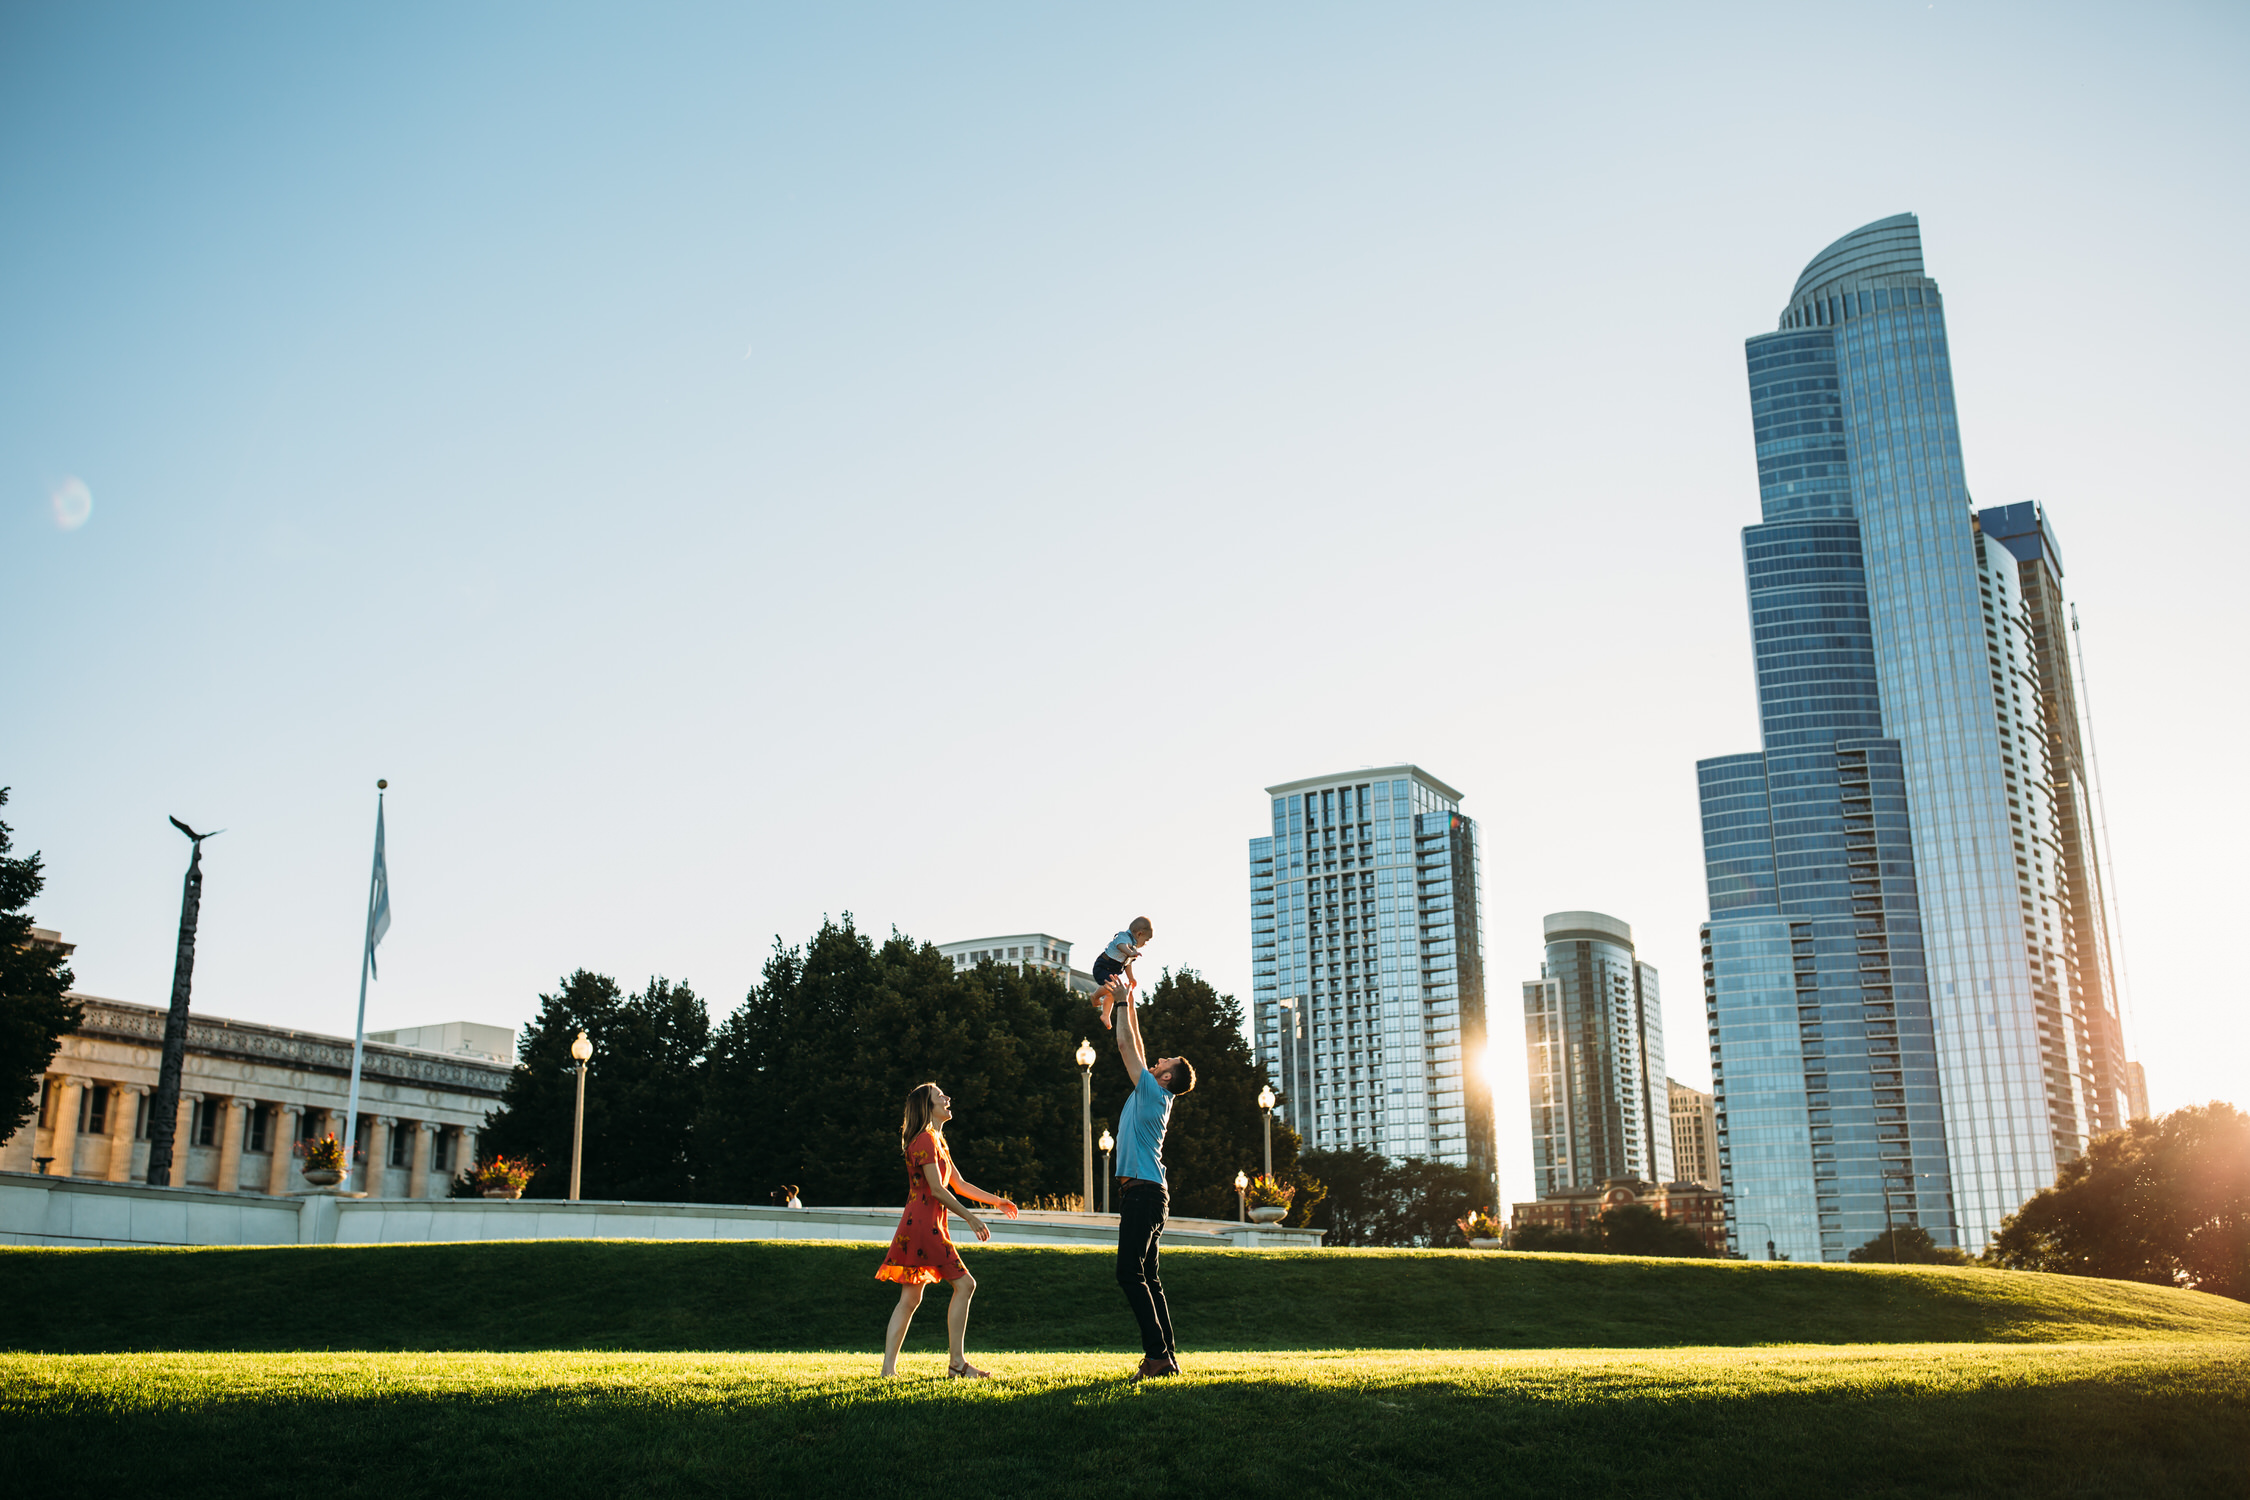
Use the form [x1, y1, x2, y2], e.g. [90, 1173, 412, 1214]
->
[1134, 1356, 1173, 1380]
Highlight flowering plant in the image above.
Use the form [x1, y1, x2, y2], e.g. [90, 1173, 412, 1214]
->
[1244, 1174, 1295, 1209]
[1457, 1207, 1504, 1241]
[296, 1133, 346, 1173]
[473, 1155, 538, 1192]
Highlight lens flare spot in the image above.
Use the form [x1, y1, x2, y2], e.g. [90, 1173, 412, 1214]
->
[50, 476, 92, 531]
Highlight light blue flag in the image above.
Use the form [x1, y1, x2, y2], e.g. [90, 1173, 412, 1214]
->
[366, 800, 391, 977]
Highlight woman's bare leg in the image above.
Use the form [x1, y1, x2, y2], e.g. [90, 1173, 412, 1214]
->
[946, 1271, 984, 1374]
[881, 1283, 924, 1375]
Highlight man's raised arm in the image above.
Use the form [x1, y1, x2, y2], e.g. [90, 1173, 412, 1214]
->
[1115, 986, 1148, 1085]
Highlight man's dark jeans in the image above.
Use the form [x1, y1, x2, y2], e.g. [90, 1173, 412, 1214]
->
[1115, 1180, 1174, 1361]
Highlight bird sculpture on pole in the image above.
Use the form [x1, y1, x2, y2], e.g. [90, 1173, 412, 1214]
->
[145, 816, 221, 1186]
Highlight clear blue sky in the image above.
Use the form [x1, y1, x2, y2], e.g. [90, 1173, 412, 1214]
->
[5, 3, 2244, 1193]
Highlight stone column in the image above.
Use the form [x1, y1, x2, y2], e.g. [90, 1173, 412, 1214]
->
[362, 1116, 392, 1197]
[405, 1121, 433, 1200]
[106, 1084, 144, 1181]
[173, 1093, 201, 1186]
[266, 1104, 302, 1194]
[457, 1125, 479, 1186]
[214, 1096, 250, 1194]
[46, 1076, 85, 1176]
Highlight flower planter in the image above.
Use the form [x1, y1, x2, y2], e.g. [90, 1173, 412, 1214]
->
[302, 1167, 344, 1188]
[1249, 1206, 1287, 1224]
[1469, 1237, 1502, 1250]
[481, 1184, 525, 1200]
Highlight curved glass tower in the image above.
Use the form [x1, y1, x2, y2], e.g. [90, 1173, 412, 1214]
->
[1698, 214, 2096, 1258]
[1523, 911, 1672, 1197]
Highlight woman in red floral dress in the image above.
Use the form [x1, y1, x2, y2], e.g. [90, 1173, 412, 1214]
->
[878, 1081, 1019, 1377]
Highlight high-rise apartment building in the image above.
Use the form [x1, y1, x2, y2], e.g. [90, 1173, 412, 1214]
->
[1522, 912, 1671, 1196]
[1976, 502, 2136, 1136]
[1697, 214, 2132, 1260]
[1669, 1079, 1717, 1189]
[1249, 766, 1490, 1173]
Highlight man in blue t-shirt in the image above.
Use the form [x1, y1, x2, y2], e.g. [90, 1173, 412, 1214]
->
[1111, 985, 1197, 1379]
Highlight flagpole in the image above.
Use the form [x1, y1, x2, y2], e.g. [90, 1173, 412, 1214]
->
[341, 781, 387, 1185]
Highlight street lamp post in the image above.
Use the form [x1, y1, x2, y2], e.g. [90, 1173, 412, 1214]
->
[569, 1030, 594, 1201]
[1234, 1170, 1248, 1224]
[1076, 1038, 1097, 1214]
[1099, 1129, 1114, 1214]
[1277, 996, 1303, 1142]
[1257, 1085, 1276, 1180]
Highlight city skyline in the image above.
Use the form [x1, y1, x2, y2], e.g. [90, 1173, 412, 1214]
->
[3, 8, 2244, 1214]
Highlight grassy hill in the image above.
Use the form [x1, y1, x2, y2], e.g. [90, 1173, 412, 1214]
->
[4, 1238, 2245, 1353]
[7, 1242, 2246, 1497]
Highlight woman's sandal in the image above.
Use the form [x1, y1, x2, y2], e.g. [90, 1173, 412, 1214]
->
[948, 1359, 992, 1379]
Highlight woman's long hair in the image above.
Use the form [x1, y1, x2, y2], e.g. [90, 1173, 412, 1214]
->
[900, 1082, 943, 1162]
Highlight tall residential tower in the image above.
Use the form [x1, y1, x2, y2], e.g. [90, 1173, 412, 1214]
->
[1696, 214, 2130, 1260]
[1976, 501, 2138, 1134]
[1249, 766, 1491, 1174]
[1522, 911, 1672, 1197]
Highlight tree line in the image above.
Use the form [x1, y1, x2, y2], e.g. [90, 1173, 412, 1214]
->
[477, 918, 1331, 1223]
[472, 917, 1518, 1242]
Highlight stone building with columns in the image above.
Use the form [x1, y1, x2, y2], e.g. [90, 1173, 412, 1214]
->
[3, 992, 512, 1198]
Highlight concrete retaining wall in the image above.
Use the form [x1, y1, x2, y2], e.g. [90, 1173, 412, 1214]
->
[0, 1171, 1321, 1250]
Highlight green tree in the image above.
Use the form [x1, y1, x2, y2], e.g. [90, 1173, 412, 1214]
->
[700, 919, 1092, 1209]
[476, 970, 710, 1201]
[1377, 1156, 1490, 1247]
[1596, 1202, 1716, 1258]
[1985, 1102, 2250, 1300]
[1121, 968, 1307, 1222]
[1849, 1225, 1972, 1265]
[1297, 1148, 1486, 1247]
[1300, 1147, 1392, 1246]
[0, 789, 79, 1143]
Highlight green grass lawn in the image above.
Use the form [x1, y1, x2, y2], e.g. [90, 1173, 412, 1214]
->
[6, 1238, 2246, 1352]
[6, 1345, 2246, 1497]
[4, 1241, 2246, 1497]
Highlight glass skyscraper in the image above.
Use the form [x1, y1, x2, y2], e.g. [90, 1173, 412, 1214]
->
[1523, 911, 1672, 1197]
[1977, 500, 2137, 1136]
[1697, 214, 2126, 1259]
[1249, 765, 1491, 1173]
